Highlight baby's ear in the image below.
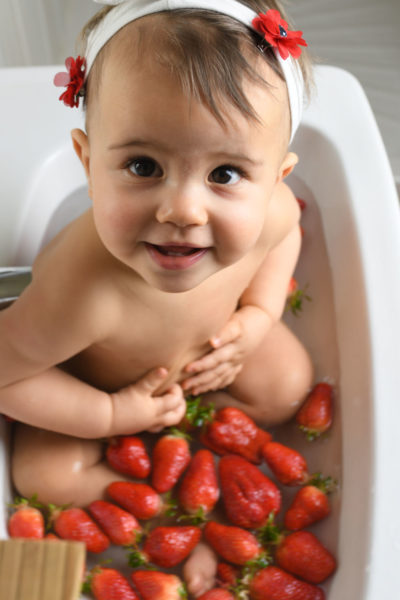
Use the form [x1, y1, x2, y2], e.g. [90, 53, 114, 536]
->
[277, 152, 299, 182]
[71, 128, 92, 195]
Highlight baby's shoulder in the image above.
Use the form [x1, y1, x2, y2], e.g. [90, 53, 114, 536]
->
[267, 181, 301, 247]
[31, 211, 120, 337]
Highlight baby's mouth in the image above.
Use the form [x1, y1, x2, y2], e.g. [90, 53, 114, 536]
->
[151, 245, 202, 257]
[145, 243, 209, 270]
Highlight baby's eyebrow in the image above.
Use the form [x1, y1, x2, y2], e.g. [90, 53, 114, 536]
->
[213, 153, 263, 167]
[107, 138, 155, 151]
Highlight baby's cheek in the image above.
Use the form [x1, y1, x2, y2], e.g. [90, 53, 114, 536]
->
[218, 215, 266, 263]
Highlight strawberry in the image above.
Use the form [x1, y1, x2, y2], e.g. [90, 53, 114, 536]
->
[107, 481, 162, 520]
[151, 430, 191, 493]
[249, 566, 325, 600]
[219, 455, 281, 529]
[262, 442, 309, 486]
[287, 277, 298, 296]
[130, 525, 202, 568]
[284, 475, 335, 531]
[216, 563, 239, 588]
[88, 500, 141, 546]
[131, 570, 187, 600]
[296, 197, 307, 211]
[197, 589, 236, 600]
[178, 449, 219, 521]
[53, 507, 110, 553]
[44, 532, 60, 540]
[275, 531, 336, 584]
[204, 521, 263, 566]
[8, 500, 45, 539]
[89, 567, 139, 600]
[296, 383, 333, 440]
[106, 436, 151, 479]
[200, 407, 271, 464]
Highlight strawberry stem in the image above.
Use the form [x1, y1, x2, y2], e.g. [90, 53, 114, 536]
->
[257, 514, 283, 548]
[184, 396, 215, 429]
[285, 284, 311, 317]
[127, 549, 149, 568]
[177, 507, 208, 526]
[298, 424, 323, 442]
[308, 472, 337, 494]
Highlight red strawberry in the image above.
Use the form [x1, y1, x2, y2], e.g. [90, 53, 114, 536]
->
[131, 570, 186, 600]
[106, 436, 151, 479]
[107, 481, 162, 520]
[8, 503, 44, 539]
[88, 500, 141, 546]
[219, 455, 281, 529]
[287, 277, 298, 296]
[197, 589, 236, 600]
[275, 531, 336, 584]
[296, 197, 307, 211]
[178, 449, 219, 520]
[284, 475, 335, 531]
[44, 532, 60, 540]
[204, 521, 263, 566]
[216, 563, 239, 588]
[262, 442, 309, 486]
[151, 430, 191, 493]
[249, 566, 325, 600]
[53, 507, 109, 553]
[200, 407, 271, 464]
[130, 525, 201, 568]
[90, 567, 139, 600]
[296, 383, 333, 440]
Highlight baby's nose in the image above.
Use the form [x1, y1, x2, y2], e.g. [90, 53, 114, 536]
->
[156, 185, 208, 227]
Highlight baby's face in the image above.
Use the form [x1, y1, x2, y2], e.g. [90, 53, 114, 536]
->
[78, 47, 295, 293]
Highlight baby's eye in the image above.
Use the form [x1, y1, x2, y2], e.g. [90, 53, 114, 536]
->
[209, 165, 243, 185]
[127, 157, 162, 178]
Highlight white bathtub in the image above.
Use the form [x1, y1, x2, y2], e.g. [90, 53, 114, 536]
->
[0, 64, 400, 600]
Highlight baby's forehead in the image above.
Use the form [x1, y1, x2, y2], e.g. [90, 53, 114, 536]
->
[90, 14, 290, 142]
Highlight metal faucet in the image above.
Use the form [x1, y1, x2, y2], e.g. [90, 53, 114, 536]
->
[0, 267, 32, 310]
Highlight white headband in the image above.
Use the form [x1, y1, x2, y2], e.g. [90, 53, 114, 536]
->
[89, 0, 305, 141]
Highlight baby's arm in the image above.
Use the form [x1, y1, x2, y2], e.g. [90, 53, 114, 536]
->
[0, 277, 185, 437]
[183, 185, 301, 395]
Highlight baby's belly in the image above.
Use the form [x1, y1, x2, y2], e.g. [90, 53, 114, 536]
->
[63, 337, 212, 394]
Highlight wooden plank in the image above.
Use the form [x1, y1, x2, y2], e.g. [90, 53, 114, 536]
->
[0, 540, 86, 600]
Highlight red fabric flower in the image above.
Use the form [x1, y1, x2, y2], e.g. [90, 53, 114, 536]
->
[53, 56, 86, 108]
[252, 9, 307, 60]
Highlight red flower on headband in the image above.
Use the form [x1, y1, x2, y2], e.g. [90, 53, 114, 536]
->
[53, 56, 86, 108]
[252, 9, 307, 60]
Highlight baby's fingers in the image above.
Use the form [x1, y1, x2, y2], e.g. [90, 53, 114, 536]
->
[185, 343, 236, 376]
[210, 317, 242, 349]
[183, 364, 242, 395]
[135, 367, 169, 395]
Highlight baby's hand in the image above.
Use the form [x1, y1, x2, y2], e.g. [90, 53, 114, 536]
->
[182, 306, 271, 396]
[109, 368, 186, 435]
[182, 318, 244, 396]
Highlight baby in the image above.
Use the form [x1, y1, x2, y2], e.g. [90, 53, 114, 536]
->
[0, 0, 313, 594]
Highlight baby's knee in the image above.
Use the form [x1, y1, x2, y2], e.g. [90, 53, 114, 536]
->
[11, 424, 105, 506]
[263, 343, 314, 425]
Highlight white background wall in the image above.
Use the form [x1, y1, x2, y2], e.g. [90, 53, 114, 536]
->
[0, 0, 399, 186]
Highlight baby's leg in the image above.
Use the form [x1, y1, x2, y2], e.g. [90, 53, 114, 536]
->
[183, 542, 218, 597]
[206, 321, 313, 427]
[11, 423, 124, 506]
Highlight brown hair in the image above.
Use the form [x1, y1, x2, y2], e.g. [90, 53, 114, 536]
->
[78, 1, 313, 127]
